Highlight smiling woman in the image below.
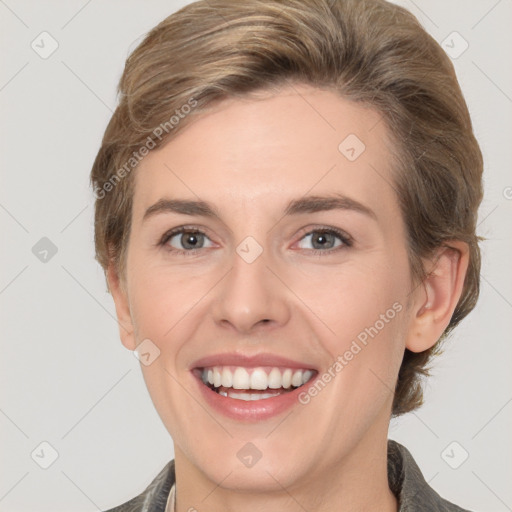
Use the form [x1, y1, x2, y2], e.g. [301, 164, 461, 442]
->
[90, 0, 483, 511]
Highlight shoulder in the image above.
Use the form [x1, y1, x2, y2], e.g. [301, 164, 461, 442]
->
[102, 460, 175, 512]
[387, 440, 474, 512]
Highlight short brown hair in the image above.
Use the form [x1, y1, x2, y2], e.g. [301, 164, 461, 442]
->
[90, 0, 484, 415]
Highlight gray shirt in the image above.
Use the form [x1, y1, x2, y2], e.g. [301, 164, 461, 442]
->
[103, 440, 472, 511]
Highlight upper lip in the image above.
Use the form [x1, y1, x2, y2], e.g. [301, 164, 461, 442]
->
[190, 352, 317, 371]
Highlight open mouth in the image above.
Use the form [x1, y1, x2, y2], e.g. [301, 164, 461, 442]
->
[194, 366, 316, 401]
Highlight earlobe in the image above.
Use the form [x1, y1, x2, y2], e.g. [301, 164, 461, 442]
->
[106, 264, 137, 351]
[406, 241, 469, 353]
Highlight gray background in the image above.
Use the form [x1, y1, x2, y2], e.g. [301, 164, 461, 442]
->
[1, 0, 511, 510]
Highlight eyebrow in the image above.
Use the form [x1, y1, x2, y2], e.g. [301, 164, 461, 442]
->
[142, 194, 377, 222]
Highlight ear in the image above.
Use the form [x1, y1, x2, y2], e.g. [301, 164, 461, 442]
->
[106, 263, 137, 351]
[406, 241, 469, 353]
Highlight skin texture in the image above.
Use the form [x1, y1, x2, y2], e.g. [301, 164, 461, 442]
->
[108, 84, 469, 512]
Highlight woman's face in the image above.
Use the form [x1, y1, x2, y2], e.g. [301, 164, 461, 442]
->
[115, 84, 419, 490]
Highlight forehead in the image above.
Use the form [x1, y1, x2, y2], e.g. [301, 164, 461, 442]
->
[133, 84, 400, 226]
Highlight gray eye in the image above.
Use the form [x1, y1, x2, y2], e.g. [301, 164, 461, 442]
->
[297, 231, 343, 250]
[168, 231, 213, 250]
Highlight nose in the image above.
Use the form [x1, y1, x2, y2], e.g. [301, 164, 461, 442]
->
[211, 247, 291, 334]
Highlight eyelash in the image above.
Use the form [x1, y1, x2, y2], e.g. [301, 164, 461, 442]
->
[158, 225, 353, 257]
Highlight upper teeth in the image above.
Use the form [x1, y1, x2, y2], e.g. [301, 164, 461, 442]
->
[201, 367, 314, 390]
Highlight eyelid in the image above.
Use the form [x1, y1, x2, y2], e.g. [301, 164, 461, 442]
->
[294, 224, 353, 243]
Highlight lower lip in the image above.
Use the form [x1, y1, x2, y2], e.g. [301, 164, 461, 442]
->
[193, 372, 309, 422]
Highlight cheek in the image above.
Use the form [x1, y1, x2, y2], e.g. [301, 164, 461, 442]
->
[126, 266, 213, 436]
[293, 255, 407, 339]
[128, 261, 213, 341]
[293, 257, 409, 400]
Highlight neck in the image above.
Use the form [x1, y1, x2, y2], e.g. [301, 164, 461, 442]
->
[173, 426, 397, 512]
